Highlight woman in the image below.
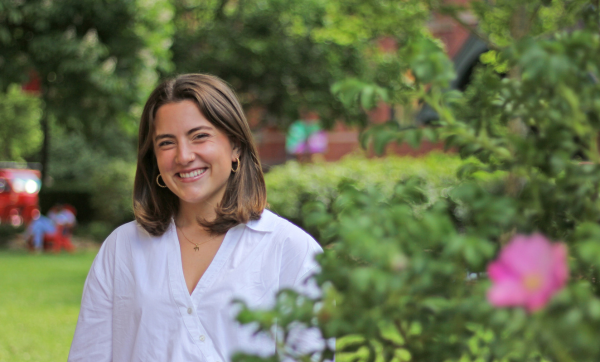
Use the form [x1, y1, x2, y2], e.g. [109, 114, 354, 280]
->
[69, 74, 324, 361]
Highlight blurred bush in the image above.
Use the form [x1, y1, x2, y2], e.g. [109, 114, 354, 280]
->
[0, 84, 43, 161]
[74, 221, 115, 244]
[265, 152, 466, 241]
[0, 224, 25, 249]
[89, 159, 136, 229]
[39, 189, 93, 224]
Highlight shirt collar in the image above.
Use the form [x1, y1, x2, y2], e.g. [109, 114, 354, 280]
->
[245, 209, 278, 232]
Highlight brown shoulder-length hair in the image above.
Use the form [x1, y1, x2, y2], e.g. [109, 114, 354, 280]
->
[133, 73, 267, 236]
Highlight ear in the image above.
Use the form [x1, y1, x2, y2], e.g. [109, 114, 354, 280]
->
[231, 145, 242, 162]
[231, 140, 241, 160]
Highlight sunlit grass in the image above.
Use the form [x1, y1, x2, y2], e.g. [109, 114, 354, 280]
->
[0, 251, 96, 362]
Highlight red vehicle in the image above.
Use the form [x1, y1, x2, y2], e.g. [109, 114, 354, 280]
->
[0, 162, 42, 227]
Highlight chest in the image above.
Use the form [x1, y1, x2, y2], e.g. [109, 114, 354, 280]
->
[178, 232, 225, 295]
[113, 227, 283, 313]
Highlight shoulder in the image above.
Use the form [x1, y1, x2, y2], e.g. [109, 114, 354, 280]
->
[246, 210, 323, 289]
[99, 220, 158, 253]
[247, 209, 320, 245]
[104, 220, 143, 242]
[246, 210, 323, 269]
[245, 209, 299, 233]
[93, 220, 170, 273]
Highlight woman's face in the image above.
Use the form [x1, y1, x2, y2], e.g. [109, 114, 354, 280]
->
[153, 100, 238, 209]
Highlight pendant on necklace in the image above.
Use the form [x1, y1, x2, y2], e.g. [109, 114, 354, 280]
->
[194, 244, 199, 251]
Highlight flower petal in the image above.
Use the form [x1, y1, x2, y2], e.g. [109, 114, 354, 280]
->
[551, 243, 569, 287]
[524, 289, 553, 313]
[499, 234, 551, 276]
[487, 279, 528, 307]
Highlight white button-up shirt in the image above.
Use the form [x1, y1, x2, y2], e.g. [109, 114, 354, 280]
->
[68, 210, 324, 362]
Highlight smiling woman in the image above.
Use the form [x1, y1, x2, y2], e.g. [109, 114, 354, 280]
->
[68, 74, 327, 362]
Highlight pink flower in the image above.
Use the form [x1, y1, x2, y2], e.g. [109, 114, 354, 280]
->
[487, 233, 568, 312]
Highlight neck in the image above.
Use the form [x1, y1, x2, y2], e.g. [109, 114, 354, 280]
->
[176, 200, 218, 230]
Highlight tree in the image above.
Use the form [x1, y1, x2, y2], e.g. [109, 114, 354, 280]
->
[0, 84, 42, 161]
[234, 1, 600, 361]
[170, 0, 424, 128]
[0, 0, 174, 181]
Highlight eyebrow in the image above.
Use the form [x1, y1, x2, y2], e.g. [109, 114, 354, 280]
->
[154, 126, 214, 143]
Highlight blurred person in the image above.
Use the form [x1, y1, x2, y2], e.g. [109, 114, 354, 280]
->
[47, 203, 76, 252]
[47, 203, 60, 222]
[285, 109, 328, 162]
[68, 74, 329, 361]
[48, 203, 75, 226]
[58, 204, 77, 232]
[24, 209, 56, 253]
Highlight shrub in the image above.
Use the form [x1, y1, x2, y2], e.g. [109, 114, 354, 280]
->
[0, 84, 43, 161]
[89, 160, 136, 228]
[74, 221, 114, 243]
[0, 224, 25, 249]
[265, 152, 464, 238]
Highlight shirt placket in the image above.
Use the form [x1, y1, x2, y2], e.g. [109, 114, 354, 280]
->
[168, 224, 244, 362]
[167, 237, 217, 362]
[185, 300, 221, 362]
[190, 226, 244, 362]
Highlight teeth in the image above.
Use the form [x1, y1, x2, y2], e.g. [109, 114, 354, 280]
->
[179, 169, 205, 178]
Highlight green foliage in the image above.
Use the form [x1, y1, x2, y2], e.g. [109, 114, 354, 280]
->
[331, 78, 389, 111]
[0, 0, 174, 109]
[45, 122, 136, 235]
[0, 84, 42, 161]
[0, 0, 174, 176]
[404, 35, 455, 87]
[0, 224, 25, 249]
[171, 0, 429, 128]
[89, 159, 136, 227]
[75, 221, 115, 243]
[171, 0, 362, 127]
[265, 152, 463, 239]
[48, 122, 135, 183]
[237, 1, 600, 361]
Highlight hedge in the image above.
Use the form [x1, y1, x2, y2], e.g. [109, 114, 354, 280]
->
[264, 152, 468, 236]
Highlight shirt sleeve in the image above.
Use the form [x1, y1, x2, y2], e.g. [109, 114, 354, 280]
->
[68, 229, 118, 362]
[278, 230, 323, 291]
[277, 228, 335, 360]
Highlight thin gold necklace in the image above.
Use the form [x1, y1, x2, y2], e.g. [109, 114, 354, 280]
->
[177, 226, 217, 252]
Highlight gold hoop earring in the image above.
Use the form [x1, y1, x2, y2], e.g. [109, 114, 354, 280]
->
[231, 156, 240, 173]
[156, 174, 167, 188]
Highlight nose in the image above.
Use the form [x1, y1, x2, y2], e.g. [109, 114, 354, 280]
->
[175, 142, 195, 165]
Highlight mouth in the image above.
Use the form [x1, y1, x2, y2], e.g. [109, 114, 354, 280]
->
[177, 168, 207, 180]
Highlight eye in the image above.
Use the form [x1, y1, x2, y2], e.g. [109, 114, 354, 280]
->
[193, 133, 209, 140]
[158, 140, 174, 148]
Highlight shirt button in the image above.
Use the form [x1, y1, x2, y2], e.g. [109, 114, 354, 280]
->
[199, 335, 205, 342]
[187, 307, 192, 314]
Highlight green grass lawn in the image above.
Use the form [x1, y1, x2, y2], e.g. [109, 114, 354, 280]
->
[0, 250, 97, 362]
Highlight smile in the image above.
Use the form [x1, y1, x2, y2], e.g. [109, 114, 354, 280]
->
[178, 169, 207, 179]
